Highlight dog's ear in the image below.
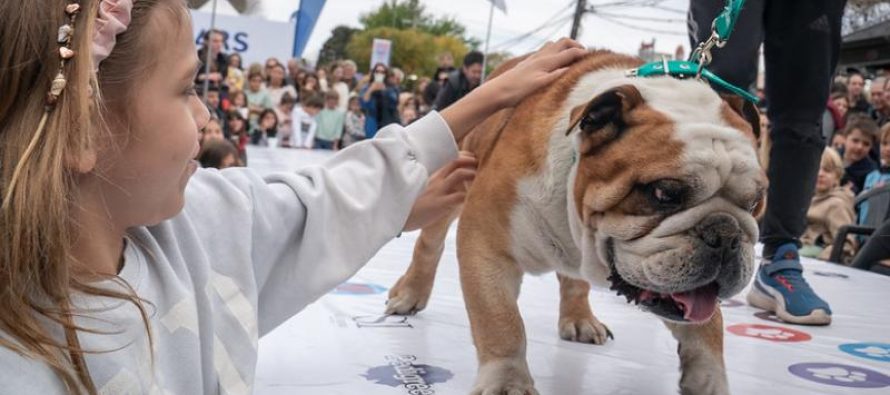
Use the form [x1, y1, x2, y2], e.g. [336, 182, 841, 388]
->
[721, 94, 761, 142]
[566, 84, 643, 155]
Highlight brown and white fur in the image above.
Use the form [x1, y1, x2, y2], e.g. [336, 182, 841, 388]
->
[386, 50, 766, 395]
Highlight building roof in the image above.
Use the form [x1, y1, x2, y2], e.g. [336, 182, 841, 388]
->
[844, 19, 890, 43]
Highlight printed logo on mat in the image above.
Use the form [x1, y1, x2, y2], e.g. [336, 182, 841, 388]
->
[363, 354, 453, 393]
[839, 343, 890, 363]
[726, 323, 811, 342]
[331, 282, 388, 295]
[720, 298, 745, 308]
[788, 362, 890, 388]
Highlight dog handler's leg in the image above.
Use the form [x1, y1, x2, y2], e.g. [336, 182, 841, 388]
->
[459, 219, 538, 395]
[557, 274, 613, 345]
[386, 208, 461, 315]
[663, 307, 729, 395]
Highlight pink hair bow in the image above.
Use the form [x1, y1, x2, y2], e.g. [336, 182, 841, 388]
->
[92, 0, 133, 70]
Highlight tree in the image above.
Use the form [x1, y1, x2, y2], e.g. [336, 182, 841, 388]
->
[317, 26, 358, 68]
[358, 0, 479, 48]
[346, 27, 468, 78]
[843, 0, 890, 35]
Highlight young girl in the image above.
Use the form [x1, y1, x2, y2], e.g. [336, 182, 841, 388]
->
[226, 110, 250, 165]
[800, 149, 857, 263]
[0, 1, 584, 392]
[266, 64, 298, 110]
[342, 96, 367, 148]
[250, 109, 279, 147]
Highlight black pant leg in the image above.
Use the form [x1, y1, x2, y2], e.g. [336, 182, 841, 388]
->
[759, 0, 847, 258]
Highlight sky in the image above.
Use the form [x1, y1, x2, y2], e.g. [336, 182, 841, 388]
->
[199, 0, 693, 64]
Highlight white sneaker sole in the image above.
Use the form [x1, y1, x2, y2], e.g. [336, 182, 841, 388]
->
[746, 277, 831, 326]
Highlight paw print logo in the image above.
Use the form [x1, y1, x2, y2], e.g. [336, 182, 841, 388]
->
[727, 324, 811, 342]
[839, 343, 890, 362]
[789, 363, 890, 388]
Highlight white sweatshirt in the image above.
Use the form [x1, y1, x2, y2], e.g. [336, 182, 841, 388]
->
[0, 112, 458, 394]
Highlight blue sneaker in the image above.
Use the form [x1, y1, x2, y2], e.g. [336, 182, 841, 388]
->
[747, 243, 832, 325]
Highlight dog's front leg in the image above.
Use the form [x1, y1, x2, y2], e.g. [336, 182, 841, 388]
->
[663, 307, 729, 395]
[458, 227, 537, 395]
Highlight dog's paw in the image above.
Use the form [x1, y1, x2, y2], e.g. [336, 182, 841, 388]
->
[385, 275, 433, 315]
[471, 359, 538, 395]
[558, 315, 613, 345]
[679, 359, 729, 395]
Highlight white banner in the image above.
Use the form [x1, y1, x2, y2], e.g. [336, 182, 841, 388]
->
[190, 10, 295, 66]
[370, 38, 393, 69]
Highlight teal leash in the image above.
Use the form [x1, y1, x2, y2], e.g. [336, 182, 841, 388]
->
[625, 0, 759, 104]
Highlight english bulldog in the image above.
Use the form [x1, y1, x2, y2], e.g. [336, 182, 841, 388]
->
[386, 50, 766, 395]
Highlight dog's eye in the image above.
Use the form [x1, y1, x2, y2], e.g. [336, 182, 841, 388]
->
[648, 179, 685, 210]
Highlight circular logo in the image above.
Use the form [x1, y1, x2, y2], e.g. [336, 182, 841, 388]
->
[331, 282, 388, 295]
[720, 298, 745, 308]
[788, 362, 890, 388]
[812, 270, 849, 279]
[753, 311, 784, 324]
[839, 343, 890, 363]
[726, 323, 811, 342]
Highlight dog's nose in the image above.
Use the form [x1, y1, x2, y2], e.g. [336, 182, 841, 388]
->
[696, 213, 741, 254]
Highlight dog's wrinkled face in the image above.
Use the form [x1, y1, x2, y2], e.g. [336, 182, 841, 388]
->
[566, 79, 767, 324]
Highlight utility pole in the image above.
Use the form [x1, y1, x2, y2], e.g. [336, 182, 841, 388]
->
[570, 0, 587, 39]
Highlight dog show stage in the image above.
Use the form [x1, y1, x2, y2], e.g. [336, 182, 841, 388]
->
[247, 147, 890, 395]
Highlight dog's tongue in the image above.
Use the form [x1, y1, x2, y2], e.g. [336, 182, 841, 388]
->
[670, 283, 719, 323]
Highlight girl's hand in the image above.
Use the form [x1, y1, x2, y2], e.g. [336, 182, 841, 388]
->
[403, 152, 477, 231]
[488, 38, 587, 107]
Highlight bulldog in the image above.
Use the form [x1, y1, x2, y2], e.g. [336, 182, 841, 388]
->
[386, 50, 766, 395]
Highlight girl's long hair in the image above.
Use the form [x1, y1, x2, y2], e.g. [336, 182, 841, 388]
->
[0, 0, 188, 392]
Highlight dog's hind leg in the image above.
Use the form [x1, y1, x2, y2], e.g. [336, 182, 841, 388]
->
[663, 307, 729, 395]
[386, 208, 461, 315]
[557, 274, 613, 345]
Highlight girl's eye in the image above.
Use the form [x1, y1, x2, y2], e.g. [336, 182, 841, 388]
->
[184, 85, 197, 96]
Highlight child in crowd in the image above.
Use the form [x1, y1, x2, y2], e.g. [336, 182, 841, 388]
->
[841, 117, 879, 193]
[250, 109, 279, 147]
[198, 139, 241, 169]
[226, 110, 250, 165]
[291, 94, 324, 149]
[858, 123, 890, 224]
[245, 69, 274, 128]
[267, 64, 298, 110]
[0, 0, 584, 392]
[275, 93, 296, 146]
[230, 89, 249, 120]
[801, 149, 857, 263]
[314, 90, 346, 150]
[203, 85, 226, 131]
[342, 95, 366, 148]
[200, 117, 225, 147]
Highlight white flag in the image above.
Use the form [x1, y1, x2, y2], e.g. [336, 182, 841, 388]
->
[487, 0, 507, 13]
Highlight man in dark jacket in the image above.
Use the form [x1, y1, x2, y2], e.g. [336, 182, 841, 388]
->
[433, 51, 484, 111]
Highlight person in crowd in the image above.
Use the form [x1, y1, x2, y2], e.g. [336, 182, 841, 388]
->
[264, 57, 281, 80]
[415, 76, 432, 116]
[314, 91, 346, 150]
[196, 29, 228, 88]
[841, 116, 879, 193]
[245, 69, 274, 128]
[286, 58, 302, 87]
[0, 0, 585, 389]
[229, 89, 249, 120]
[399, 95, 419, 125]
[266, 64, 298, 109]
[198, 139, 241, 169]
[226, 110, 250, 165]
[857, 123, 890, 224]
[341, 59, 361, 91]
[199, 117, 225, 147]
[226, 52, 245, 92]
[847, 70, 871, 115]
[800, 149, 857, 263]
[250, 109, 278, 147]
[433, 50, 484, 111]
[275, 93, 296, 146]
[342, 95, 366, 148]
[202, 85, 226, 133]
[831, 128, 846, 154]
[361, 63, 400, 138]
[689, 0, 845, 325]
[870, 76, 889, 126]
[291, 94, 324, 149]
[424, 52, 456, 108]
[329, 63, 351, 111]
[825, 91, 847, 141]
[301, 73, 320, 98]
[316, 67, 330, 92]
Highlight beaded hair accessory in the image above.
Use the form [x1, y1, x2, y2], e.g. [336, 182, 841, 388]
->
[2, 0, 133, 210]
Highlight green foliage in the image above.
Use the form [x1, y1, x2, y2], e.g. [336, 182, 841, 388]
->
[358, 0, 478, 48]
[317, 26, 358, 68]
[346, 27, 468, 78]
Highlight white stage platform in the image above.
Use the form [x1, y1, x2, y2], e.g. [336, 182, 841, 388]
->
[247, 147, 890, 395]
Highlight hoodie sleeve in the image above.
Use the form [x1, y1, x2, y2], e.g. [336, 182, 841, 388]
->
[819, 195, 858, 263]
[195, 111, 458, 335]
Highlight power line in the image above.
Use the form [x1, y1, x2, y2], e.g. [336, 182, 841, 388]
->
[490, 1, 576, 50]
[593, 14, 687, 36]
[592, 11, 686, 23]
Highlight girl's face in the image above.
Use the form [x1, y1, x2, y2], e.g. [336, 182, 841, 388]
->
[228, 118, 245, 134]
[304, 76, 318, 89]
[844, 129, 872, 163]
[269, 67, 285, 86]
[233, 93, 246, 107]
[317, 69, 326, 80]
[332, 66, 343, 80]
[97, 11, 208, 226]
[260, 113, 277, 129]
[816, 164, 839, 193]
[349, 99, 360, 113]
[249, 75, 263, 92]
[202, 120, 224, 143]
[881, 136, 890, 165]
[833, 97, 848, 115]
[220, 153, 238, 169]
[832, 134, 846, 150]
[229, 54, 241, 68]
